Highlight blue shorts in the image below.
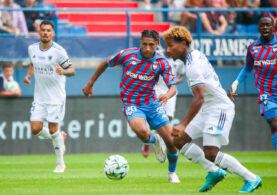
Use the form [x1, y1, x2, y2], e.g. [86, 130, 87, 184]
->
[259, 95, 277, 120]
[122, 100, 170, 130]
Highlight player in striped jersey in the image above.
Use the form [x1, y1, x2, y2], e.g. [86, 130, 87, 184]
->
[164, 26, 261, 193]
[83, 30, 180, 183]
[229, 16, 277, 151]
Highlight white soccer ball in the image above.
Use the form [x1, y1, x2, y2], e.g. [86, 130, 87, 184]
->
[104, 154, 129, 180]
[5, 80, 19, 91]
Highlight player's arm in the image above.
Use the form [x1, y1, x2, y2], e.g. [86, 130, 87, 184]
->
[82, 59, 108, 97]
[176, 74, 184, 84]
[56, 64, 75, 77]
[172, 85, 205, 137]
[0, 89, 21, 97]
[158, 84, 176, 105]
[24, 64, 34, 85]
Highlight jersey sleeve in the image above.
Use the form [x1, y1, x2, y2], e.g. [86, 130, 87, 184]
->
[160, 58, 176, 86]
[107, 49, 130, 67]
[28, 46, 32, 64]
[176, 60, 185, 76]
[57, 49, 72, 69]
[186, 56, 205, 88]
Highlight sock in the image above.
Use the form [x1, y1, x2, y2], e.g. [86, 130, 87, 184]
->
[180, 142, 218, 172]
[215, 152, 256, 181]
[51, 131, 64, 165]
[271, 131, 277, 151]
[144, 133, 157, 143]
[162, 4, 169, 22]
[167, 150, 178, 173]
[36, 126, 52, 139]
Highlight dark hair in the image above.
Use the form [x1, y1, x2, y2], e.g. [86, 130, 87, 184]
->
[141, 30, 159, 42]
[40, 20, 55, 29]
[259, 15, 274, 25]
[2, 63, 13, 69]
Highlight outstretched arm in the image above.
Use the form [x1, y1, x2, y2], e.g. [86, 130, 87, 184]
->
[82, 59, 108, 97]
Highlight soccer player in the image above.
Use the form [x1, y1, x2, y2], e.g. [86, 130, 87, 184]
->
[24, 20, 75, 173]
[164, 26, 262, 193]
[83, 30, 180, 183]
[142, 48, 185, 157]
[229, 16, 277, 151]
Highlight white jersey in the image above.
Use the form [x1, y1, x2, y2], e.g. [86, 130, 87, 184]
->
[155, 58, 185, 95]
[185, 50, 234, 110]
[28, 42, 71, 105]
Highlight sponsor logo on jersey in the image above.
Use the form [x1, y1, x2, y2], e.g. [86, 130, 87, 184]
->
[38, 56, 46, 60]
[126, 71, 155, 81]
[254, 59, 277, 66]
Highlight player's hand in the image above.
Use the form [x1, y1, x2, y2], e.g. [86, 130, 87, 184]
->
[158, 94, 168, 106]
[172, 123, 186, 138]
[56, 64, 64, 75]
[24, 76, 31, 85]
[228, 87, 238, 101]
[82, 83, 93, 97]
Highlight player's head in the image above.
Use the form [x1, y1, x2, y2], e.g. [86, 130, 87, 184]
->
[140, 30, 160, 60]
[164, 26, 192, 61]
[39, 20, 55, 44]
[2, 63, 14, 80]
[258, 16, 274, 40]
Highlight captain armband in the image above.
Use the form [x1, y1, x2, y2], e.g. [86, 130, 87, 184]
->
[60, 59, 72, 69]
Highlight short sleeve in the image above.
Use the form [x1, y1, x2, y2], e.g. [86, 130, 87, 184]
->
[0, 77, 5, 91]
[186, 55, 205, 88]
[58, 49, 72, 69]
[107, 49, 130, 67]
[28, 46, 32, 64]
[175, 60, 185, 76]
[160, 58, 176, 86]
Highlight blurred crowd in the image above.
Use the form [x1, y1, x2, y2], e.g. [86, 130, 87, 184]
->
[0, 0, 52, 35]
[143, 0, 277, 34]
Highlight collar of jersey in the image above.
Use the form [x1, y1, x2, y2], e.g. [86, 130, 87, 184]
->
[257, 34, 276, 45]
[137, 48, 160, 62]
[39, 42, 53, 52]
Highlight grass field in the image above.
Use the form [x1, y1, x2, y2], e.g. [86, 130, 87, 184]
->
[0, 152, 276, 194]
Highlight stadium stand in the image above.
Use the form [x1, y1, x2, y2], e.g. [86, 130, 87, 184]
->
[44, 0, 170, 34]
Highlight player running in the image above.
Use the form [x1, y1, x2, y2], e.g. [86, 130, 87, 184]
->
[24, 20, 75, 173]
[229, 16, 277, 151]
[83, 30, 180, 183]
[164, 26, 262, 193]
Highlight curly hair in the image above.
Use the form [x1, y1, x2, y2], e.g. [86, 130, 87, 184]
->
[164, 26, 193, 46]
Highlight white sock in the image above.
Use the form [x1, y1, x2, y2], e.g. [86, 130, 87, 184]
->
[36, 126, 52, 139]
[51, 131, 64, 165]
[215, 152, 256, 181]
[180, 142, 218, 172]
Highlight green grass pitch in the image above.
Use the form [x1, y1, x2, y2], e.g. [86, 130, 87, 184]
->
[0, 152, 276, 194]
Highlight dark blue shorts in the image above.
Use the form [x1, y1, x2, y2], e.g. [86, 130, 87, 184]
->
[259, 95, 277, 120]
[122, 100, 170, 130]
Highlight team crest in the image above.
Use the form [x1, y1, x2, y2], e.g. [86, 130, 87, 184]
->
[48, 56, 52, 61]
[272, 47, 277, 53]
[152, 62, 158, 71]
[126, 106, 137, 116]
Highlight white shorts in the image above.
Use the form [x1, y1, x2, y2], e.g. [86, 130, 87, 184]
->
[30, 101, 65, 123]
[185, 107, 235, 148]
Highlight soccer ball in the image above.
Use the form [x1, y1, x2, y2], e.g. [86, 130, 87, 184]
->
[104, 155, 129, 180]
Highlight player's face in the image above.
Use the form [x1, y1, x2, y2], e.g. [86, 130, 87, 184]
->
[258, 17, 274, 39]
[165, 38, 186, 61]
[3, 67, 14, 79]
[39, 24, 54, 44]
[140, 37, 159, 60]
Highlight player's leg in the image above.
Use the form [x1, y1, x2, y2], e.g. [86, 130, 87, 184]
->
[175, 113, 224, 192]
[203, 108, 261, 193]
[266, 116, 277, 151]
[30, 102, 51, 139]
[158, 123, 180, 183]
[47, 104, 66, 173]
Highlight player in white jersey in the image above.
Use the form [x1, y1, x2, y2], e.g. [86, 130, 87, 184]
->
[141, 50, 185, 158]
[164, 26, 262, 193]
[24, 20, 75, 173]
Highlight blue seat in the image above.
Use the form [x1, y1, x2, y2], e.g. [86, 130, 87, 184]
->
[236, 24, 247, 33]
[69, 26, 87, 34]
[57, 26, 70, 35]
[247, 24, 259, 34]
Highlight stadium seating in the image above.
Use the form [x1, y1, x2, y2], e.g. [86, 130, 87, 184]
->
[45, 0, 171, 34]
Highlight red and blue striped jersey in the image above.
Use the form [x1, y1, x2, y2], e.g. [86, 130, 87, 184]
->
[107, 47, 176, 106]
[245, 35, 277, 96]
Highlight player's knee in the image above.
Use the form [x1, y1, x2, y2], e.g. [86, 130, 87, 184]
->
[134, 129, 149, 142]
[173, 132, 191, 150]
[30, 125, 42, 135]
[203, 147, 219, 162]
[268, 118, 277, 133]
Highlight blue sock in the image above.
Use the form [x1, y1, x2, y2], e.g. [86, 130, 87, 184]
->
[271, 131, 277, 151]
[144, 134, 156, 143]
[167, 150, 179, 172]
[162, 4, 169, 22]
